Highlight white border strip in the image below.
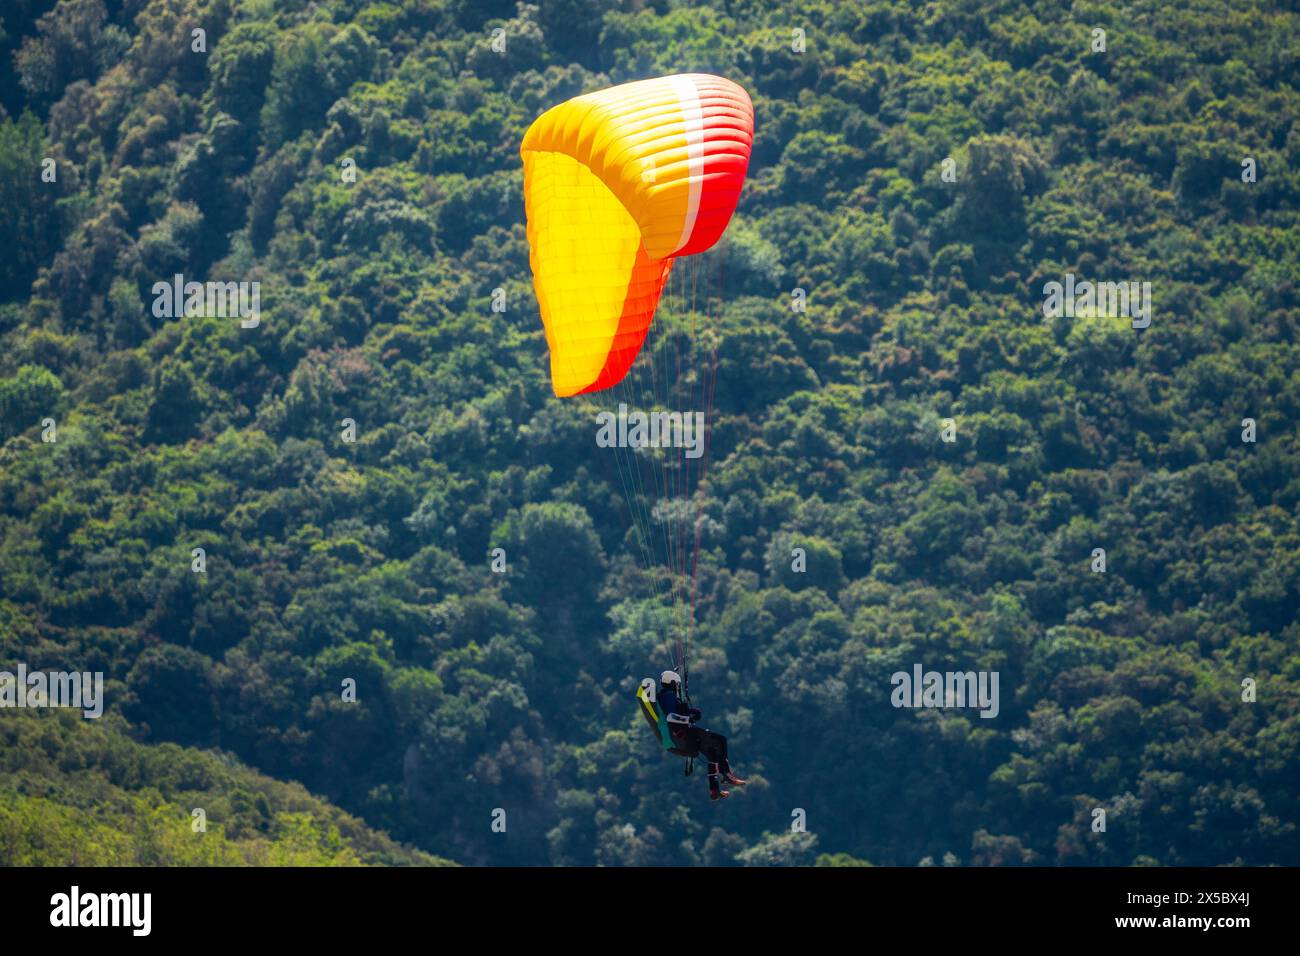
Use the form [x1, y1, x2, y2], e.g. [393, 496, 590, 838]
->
[670, 75, 705, 255]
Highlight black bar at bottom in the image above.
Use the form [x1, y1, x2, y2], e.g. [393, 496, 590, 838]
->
[1, 865, 1275, 941]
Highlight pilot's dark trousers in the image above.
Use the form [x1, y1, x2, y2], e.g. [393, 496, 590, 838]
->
[687, 727, 728, 766]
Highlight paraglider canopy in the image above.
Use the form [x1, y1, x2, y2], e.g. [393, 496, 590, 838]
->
[521, 73, 754, 397]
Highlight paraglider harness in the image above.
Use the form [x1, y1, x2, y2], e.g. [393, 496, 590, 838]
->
[636, 677, 697, 776]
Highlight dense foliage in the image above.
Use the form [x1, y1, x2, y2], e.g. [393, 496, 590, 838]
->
[1, 710, 452, 864]
[1, 0, 1298, 866]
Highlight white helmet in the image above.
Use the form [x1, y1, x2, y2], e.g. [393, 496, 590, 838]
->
[660, 670, 681, 687]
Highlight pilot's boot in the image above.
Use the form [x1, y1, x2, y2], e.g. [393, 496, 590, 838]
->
[708, 763, 730, 800]
[721, 759, 747, 786]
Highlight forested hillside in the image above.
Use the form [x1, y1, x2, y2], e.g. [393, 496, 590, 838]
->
[1, 0, 1298, 866]
[1, 710, 452, 864]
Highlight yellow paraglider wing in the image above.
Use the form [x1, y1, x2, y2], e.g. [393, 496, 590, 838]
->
[521, 74, 754, 397]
